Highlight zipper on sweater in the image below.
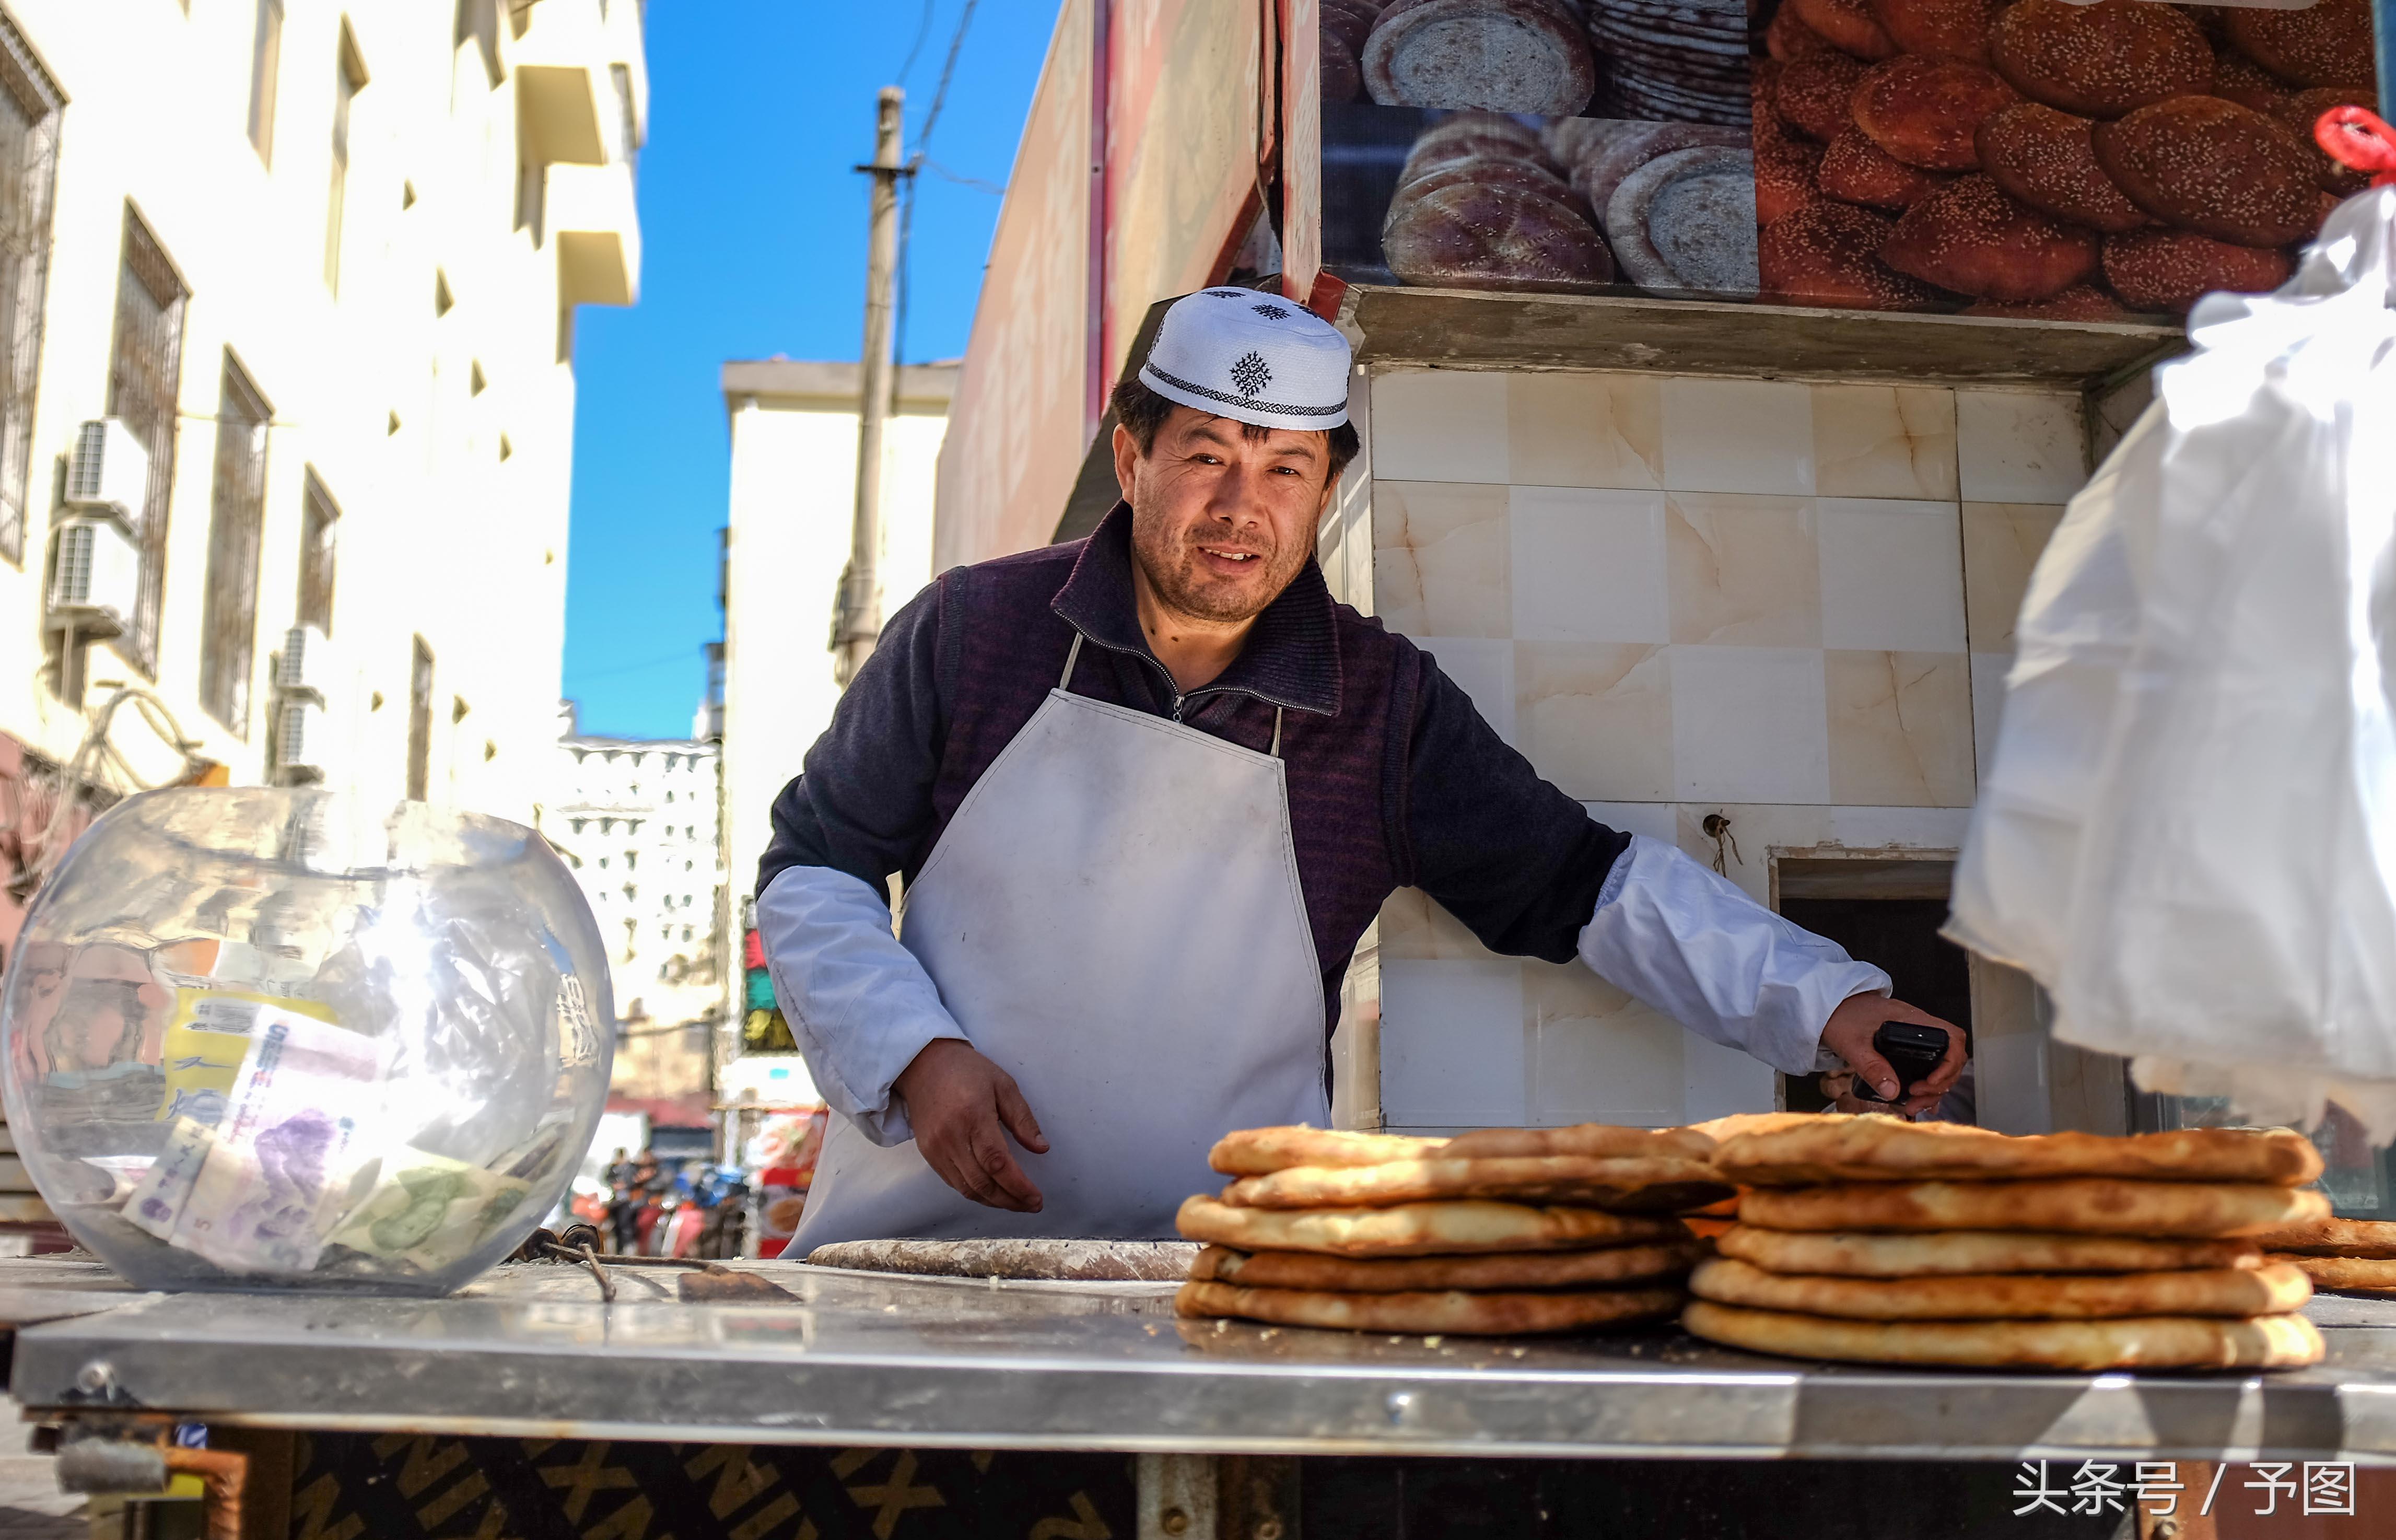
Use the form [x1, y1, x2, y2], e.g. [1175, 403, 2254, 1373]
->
[1171, 692, 1186, 723]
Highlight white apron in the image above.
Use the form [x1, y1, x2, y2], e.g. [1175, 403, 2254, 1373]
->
[793, 636, 1329, 1246]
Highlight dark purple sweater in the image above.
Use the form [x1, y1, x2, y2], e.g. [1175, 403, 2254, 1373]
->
[759, 502, 1631, 1027]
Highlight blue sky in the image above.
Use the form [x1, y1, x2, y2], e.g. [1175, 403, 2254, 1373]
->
[560, 1, 1058, 739]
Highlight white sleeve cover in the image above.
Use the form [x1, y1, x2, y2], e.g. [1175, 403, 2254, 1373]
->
[1575, 835, 1892, 1075]
[754, 864, 967, 1147]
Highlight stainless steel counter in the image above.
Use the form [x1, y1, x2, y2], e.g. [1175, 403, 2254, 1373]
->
[8, 1256, 2396, 1464]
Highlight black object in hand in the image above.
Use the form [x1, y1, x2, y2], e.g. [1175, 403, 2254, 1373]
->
[1848, 1020, 1951, 1103]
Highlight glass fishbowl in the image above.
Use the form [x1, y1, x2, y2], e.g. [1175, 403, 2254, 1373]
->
[0, 789, 613, 1294]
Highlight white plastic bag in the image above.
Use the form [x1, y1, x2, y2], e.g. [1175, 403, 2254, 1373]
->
[1948, 188, 2396, 1137]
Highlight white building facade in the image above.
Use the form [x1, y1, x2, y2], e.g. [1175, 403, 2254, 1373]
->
[0, 0, 646, 962]
[716, 359, 954, 1091]
[544, 706, 724, 1109]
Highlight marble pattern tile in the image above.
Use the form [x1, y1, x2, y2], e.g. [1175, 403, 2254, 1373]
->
[1380, 960, 1528, 1127]
[1669, 646, 1832, 803]
[1660, 378, 1817, 495]
[1515, 641, 1674, 800]
[1666, 493, 1822, 647]
[1370, 369, 1509, 483]
[1373, 481, 1510, 638]
[1418, 636, 1516, 744]
[1824, 649, 1977, 808]
[1811, 385, 1960, 500]
[1961, 502, 2065, 654]
[1817, 498, 1967, 653]
[1956, 390, 2087, 504]
[1511, 486, 1670, 643]
[1377, 888, 1500, 963]
[1522, 960, 1686, 1126]
[1667, 802, 1971, 906]
[1507, 372, 1664, 489]
[1583, 801, 1679, 841]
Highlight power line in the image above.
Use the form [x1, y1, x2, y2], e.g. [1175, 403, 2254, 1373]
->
[894, 0, 937, 86]
[895, 0, 981, 368]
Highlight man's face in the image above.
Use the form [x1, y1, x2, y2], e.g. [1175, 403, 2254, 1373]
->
[1115, 406, 1337, 625]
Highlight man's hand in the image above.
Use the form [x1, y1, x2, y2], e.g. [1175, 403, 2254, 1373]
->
[893, 1038, 1049, 1212]
[1818, 995, 1967, 1118]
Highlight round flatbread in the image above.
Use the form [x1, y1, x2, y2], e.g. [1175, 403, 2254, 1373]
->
[1716, 1224, 2264, 1278]
[1681, 1299, 2325, 1370]
[2247, 1216, 2396, 1260]
[2269, 1253, 2396, 1295]
[1209, 1126, 1446, 1176]
[1442, 1123, 1720, 1161]
[1219, 1155, 1733, 1214]
[1689, 1255, 2312, 1321]
[1175, 1193, 1686, 1257]
[1189, 1240, 1703, 1293]
[1738, 1180, 2329, 1238]
[1178, 1279, 1685, 1336]
[1604, 146, 1759, 298]
[1713, 1117, 2324, 1187]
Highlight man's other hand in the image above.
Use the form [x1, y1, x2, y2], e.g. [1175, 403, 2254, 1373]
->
[893, 1038, 1049, 1212]
[1818, 996, 1967, 1118]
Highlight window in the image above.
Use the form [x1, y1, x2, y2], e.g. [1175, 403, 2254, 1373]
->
[247, 0, 283, 164]
[0, 15, 60, 568]
[406, 635, 433, 800]
[297, 469, 336, 634]
[106, 210, 188, 676]
[324, 27, 364, 292]
[198, 356, 271, 735]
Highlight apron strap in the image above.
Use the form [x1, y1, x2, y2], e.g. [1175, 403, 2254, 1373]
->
[1270, 707, 1283, 759]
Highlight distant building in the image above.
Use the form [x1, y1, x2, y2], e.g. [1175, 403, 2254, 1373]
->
[716, 359, 955, 1090]
[0, 0, 647, 964]
[543, 704, 724, 1119]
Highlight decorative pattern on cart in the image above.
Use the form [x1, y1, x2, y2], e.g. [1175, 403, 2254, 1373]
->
[290, 1433, 1131, 1540]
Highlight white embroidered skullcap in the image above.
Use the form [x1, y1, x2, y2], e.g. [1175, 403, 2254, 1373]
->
[1138, 288, 1351, 431]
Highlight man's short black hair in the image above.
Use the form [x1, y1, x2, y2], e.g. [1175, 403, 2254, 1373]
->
[1111, 374, 1361, 486]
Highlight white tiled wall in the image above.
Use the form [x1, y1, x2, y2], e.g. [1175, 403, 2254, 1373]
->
[1364, 368, 2086, 1132]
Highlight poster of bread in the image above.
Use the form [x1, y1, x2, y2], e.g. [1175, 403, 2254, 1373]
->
[1318, 0, 2380, 315]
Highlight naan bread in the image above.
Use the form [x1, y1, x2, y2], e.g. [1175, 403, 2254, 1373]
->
[1178, 1279, 1683, 1336]
[1689, 1256, 2311, 1320]
[1682, 1300, 2325, 1370]
[1188, 1240, 1702, 1292]
[1175, 1193, 1686, 1257]
[1209, 1126, 1446, 1176]
[1684, 1112, 1832, 1144]
[1717, 1224, 2264, 1278]
[2248, 1216, 2396, 1260]
[1219, 1156, 1731, 1214]
[2269, 1253, 2396, 1294]
[1739, 1180, 2328, 1238]
[1714, 1117, 2323, 1187]
[1443, 1123, 1720, 1161]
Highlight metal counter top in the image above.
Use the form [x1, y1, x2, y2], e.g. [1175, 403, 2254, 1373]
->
[9, 1257, 2396, 1464]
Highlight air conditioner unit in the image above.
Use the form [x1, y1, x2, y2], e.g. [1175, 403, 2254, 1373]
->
[63, 419, 151, 531]
[46, 516, 141, 638]
[276, 698, 328, 777]
[276, 624, 332, 698]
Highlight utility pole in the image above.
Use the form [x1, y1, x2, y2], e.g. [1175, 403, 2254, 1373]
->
[832, 86, 905, 688]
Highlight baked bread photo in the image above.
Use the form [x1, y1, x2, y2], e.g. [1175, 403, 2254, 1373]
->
[1364, 0, 1599, 115]
[1733, 0, 2365, 318]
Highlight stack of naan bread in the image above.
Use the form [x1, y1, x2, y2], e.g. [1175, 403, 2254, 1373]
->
[1175, 1124, 1731, 1335]
[2253, 1216, 2396, 1298]
[1687, 1117, 2332, 1371]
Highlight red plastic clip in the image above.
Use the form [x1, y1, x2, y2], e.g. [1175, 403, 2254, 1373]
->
[2316, 105, 2396, 189]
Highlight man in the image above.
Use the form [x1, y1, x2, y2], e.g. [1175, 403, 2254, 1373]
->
[760, 288, 1966, 1247]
